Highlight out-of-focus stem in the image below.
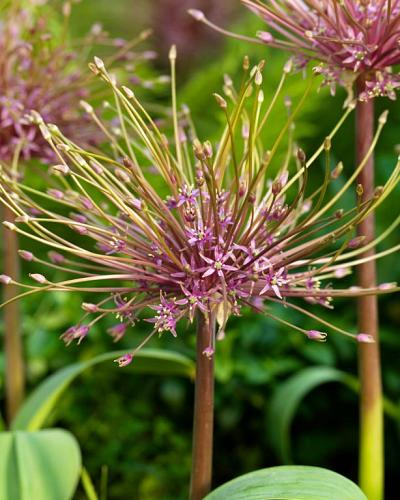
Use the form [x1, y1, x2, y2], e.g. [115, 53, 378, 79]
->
[355, 79, 383, 500]
[2, 205, 25, 423]
[189, 313, 215, 500]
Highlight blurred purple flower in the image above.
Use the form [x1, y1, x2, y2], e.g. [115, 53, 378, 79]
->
[242, 0, 400, 100]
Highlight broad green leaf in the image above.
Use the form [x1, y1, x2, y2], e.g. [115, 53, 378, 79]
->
[205, 466, 366, 500]
[268, 366, 356, 463]
[0, 429, 81, 500]
[12, 349, 194, 431]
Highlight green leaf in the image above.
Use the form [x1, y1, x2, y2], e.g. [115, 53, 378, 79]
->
[0, 429, 81, 500]
[205, 466, 366, 500]
[268, 366, 355, 463]
[12, 349, 194, 431]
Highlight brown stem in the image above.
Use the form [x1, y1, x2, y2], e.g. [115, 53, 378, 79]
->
[2, 205, 25, 423]
[189, 313, 215, 500]
[355, 79, 383, 500]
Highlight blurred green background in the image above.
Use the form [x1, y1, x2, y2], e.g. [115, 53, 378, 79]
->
[1, 0, 400, 498]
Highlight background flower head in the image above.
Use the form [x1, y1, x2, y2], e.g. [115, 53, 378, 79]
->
[242, 0, 400, 100]
[0, 0, 155, 163]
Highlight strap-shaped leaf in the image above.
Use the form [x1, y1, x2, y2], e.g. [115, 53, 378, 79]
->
[267, 366, 356, 463]
[12, 349, 194, 431]
[205, 466, 366, 500]
[0, 429, 81, 500]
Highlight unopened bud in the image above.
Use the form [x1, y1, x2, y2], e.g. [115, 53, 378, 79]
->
[378, 110, 388, 125]
[169, 45, 177, 61]
[297, 147, 306, 164]
[82, 303, 99, 313]
[348, 236, 365, 249]
[356, 333, 375, 343]
[335, 209, 344, 219]
[374, 186, 384, 198]
[80, 100, 93, 114]
[283, 58, 293, 74]
[122, 86, 135, 99]
[331, 162, 343, 179]
[324, 137, 331, 151]
[254, 70, 262, 86]
[272, 180, 282, 195]
[257, 31, 274, 43]
[39, 124, 51, 141]
[306, 330, 327, 342]
[187, 8, 205, 21]
[243, 55, 250, 71]
[15, 215, 31, 223]
[30, 273, 47, 284]
[19, 250, 34, 261]
[213, 93, 227, 109]
[0, 274, 12, 285]
[94, 56, 105, 71]
[62, 2, 71, 17]
[51, 164, 70, 175]
[3, 221, 17, 231]
[115, 168, 131, 183]
[356, 183, 364, 197]
[48, 251, 65, 264]
[203, 141, 213, 158]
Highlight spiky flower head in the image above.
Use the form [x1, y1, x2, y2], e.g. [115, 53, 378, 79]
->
[1, 50, 399, 366]
[234, 1, 400, 100]
[0, 0, 155, 162]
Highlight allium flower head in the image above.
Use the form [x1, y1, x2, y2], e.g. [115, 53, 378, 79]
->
[239, 1, 400, 100]
[0, 1, 155, 162]
[1, 50, 399, 365]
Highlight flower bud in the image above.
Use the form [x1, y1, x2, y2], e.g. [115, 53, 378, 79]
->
[297, 147, 306, 164]
[306, 330, 327, 341]
[3, 221, 17, 231]
[356, 333, 375, 343]
[48, 251, 65, 264]
[0, 274, 12, 285]
[331, 162, 343, 179]
[19, 250, 34, 261]
[114, 353, 133, 367]
[30, 273, 47, 284]
[82, 303, 99, 313]
[187, 9, 205, 21]
[213, 93, 227, 109]
[348, 236, 365, 249]
[257, 31, 274, 43]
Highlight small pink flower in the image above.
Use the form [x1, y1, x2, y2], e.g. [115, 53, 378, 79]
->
[114, 353, 133, 367]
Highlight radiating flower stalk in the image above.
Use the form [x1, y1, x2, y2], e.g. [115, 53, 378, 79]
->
[1, 49, 400, 497]
[190, 2, 400, 497]
[0, 0, 156, 422]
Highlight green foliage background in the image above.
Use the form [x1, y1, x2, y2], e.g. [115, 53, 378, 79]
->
[1, 1, 400, 499]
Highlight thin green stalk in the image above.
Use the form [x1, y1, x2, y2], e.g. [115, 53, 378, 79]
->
[356, 79, 383, 500]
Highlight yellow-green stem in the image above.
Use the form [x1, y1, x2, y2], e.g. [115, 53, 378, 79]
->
[356, 79, 383, 500]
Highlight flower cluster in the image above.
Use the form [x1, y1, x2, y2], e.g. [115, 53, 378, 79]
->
[237, 1, 400, 100]
[1, 52, 399, 366]
[0, 0, 156, 162]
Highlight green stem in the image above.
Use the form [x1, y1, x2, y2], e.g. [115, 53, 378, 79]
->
[2, 205, 25, 423]
[189, 313, 215, 500]
[355, 79, 383, 500]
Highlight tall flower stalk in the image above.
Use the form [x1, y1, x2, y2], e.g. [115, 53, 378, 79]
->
[191, 2, 400, 496]
[1, 51, 399, 496]
[0, 0, 154, 422]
